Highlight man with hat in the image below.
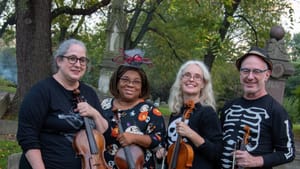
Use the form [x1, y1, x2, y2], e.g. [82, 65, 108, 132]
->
[219, 46, 295, 169]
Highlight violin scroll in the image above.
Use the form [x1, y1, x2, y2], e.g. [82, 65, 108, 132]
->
[183, 100, 194, 119]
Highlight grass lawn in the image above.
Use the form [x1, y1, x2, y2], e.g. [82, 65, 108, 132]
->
[294, 124, 300, 141]
[0, 140, 21, 169]
[0, 119, 299, 169]
[158, 104, 171, 116]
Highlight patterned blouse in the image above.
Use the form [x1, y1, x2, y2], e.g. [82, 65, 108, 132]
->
[100, 98, 166, 169]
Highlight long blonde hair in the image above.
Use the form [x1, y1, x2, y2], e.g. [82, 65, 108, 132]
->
[168, 60, 216, 113]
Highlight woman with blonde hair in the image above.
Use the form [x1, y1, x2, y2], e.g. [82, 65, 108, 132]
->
[158, 60, 222, 169]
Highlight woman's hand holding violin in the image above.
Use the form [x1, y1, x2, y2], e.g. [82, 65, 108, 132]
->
[117, 132, 136, 147]
[75, 102, 98, 118]
[75, 102, 108, 133]
[176, 121, 205, 147]
[176, 121, 193, 138]
[118, 132, 152, 148]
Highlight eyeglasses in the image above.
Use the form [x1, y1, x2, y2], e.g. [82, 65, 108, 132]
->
[119, 77, 142, 85]
[182, 72, 203, 81]
[61, 55, 89, 66]
[240, 68, 268, 75]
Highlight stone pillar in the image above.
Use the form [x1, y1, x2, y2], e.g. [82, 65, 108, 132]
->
[98, 0, 127, 100]
[265, 25, 295, 104]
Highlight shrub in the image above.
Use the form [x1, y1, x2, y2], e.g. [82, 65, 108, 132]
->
[283, 96, 300, 123]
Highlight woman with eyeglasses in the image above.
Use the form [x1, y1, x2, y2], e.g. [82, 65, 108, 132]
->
[156, 60, 223, 169]
[17, 39, 109, 169]
[98, 49, 166, 169]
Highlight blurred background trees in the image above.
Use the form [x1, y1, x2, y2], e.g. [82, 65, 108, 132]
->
[0, 0, 299, 122]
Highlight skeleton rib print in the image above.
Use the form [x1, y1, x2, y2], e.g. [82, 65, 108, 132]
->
[221, 104, 269, 169]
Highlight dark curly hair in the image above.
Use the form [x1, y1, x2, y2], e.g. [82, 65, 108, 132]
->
[109, 65, 150, 99]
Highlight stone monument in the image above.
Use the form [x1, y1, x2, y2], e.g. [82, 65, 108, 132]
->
[265, 25, 295, 104]
[98, 0, 127, 100]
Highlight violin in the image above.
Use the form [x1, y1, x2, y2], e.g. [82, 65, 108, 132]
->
[72, 89, 111, 169]
[167, 100, 195, 169]
[232, 125, 250, 169]
[113, 109, 144, 169]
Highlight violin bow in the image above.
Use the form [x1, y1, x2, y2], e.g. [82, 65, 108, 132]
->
[160, 145, 167, 169]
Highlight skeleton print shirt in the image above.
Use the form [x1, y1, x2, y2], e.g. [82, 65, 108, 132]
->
[167, 102, 223, 169]
[220, 94, 295, 169]
[100, 98, 166, 169]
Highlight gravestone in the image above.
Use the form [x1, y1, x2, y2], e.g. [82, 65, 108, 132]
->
[0, 92, 10, 118]
[7, 153, 21, 169]
[264, 25, 295, 104]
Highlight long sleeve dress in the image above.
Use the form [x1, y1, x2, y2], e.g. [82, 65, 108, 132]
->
[100, 98, 166, 169]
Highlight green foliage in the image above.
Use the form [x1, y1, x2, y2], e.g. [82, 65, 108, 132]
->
[145, 48, 180, 102]
[159, 104, 171, 116]
[294, 86, 300, 122]
[283, 96, 300, 123]
[0, 77, 16, 93]
[288, 33, 300, 61]
[80, 22, 107, 87]
[285, 62, 300, 97]
[211, 60, 241, 109]
[1, 0, 297, 121]
[140, 0, 292, 105]
[50, 0, 108, 87]
[293, 124, 300, 138]
[284, 61, 300, 123]
[0, 140, 21, 169]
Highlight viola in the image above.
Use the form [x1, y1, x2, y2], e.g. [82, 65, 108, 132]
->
[72, 89, 111, 169]
[167, 100, 195, 169]
[113, 109, 144, 169]
[232, 125, 250, 169]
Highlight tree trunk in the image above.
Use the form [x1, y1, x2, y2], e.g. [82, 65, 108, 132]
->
[204, 49, 215, 72]
[2, 0, 52, 119]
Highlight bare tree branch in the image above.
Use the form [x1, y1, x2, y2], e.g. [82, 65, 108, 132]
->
[124, 0, 145, 49]
[204, 0, 241, 70]
[0, 0, 110, 38]
[0, 13, 16, 38]
[51, 0, 111, 20]
[0, 0, 9, 16]
[125, 0, 164, 49]
[0, 0, 14, 37]
[235, 14, 258, 46]
[70, 16, 85, 38]
[130, 7, 156, 48]
[219, 0, 241, 40]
